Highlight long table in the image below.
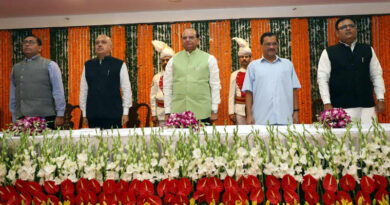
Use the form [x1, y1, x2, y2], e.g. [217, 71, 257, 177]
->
[5, 124, 390, 150]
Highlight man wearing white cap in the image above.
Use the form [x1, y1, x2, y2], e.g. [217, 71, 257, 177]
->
[229, 37, 252, 125]
[150, 40, 175, 126]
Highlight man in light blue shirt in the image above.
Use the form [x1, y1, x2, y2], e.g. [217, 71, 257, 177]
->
[9, 35, 66, 129]
[242, 32, 301, 125]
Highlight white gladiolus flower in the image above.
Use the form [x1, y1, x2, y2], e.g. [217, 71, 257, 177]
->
[106, 171, 119, 180]
[151, 158, 158, 167]
[106, 162, 117, 170]
[250, 148, 258, 157]
[299, 155, 307, 164]
[305, 166, 325, 180]
[159, 157, 168, 167]
[7, 169, 16, 184]
[227, 167, 235, 176]
[192, 149, 202, 159]
[263, 163, 277, 176]
[237, 147, 248, 158]
[0, 164, 7, 184]
[214, 156, 226, 167]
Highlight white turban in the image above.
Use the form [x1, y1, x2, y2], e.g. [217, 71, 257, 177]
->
[152, 40, 175, 58]
[232, 37, 252, 56]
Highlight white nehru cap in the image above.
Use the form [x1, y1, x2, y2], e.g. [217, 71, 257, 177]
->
[152, 40, 175, 58]
[232, 37, 252, 56]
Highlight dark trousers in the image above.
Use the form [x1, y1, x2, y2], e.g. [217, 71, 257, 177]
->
[88, 118, 122, 129]
[45, 116, 56, 129]
[200, 117, 211, 125]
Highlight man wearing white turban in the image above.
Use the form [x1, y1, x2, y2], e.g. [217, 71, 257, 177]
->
[150, 40, 175, 126]
[228, 37, 252, 125]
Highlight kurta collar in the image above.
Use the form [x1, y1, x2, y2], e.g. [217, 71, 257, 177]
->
[260, 55, 281, 64]
[186, 48, 199, 56]
[339, 40, 357, 51]
[24, 54, 40, 62]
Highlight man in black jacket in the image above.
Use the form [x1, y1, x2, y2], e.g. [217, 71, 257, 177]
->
[79, 35, 132, 129]
[317, 17, 385, 124]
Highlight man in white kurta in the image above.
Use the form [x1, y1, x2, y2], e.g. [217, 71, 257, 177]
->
[317, 17, 385, 124]
[229, 37, 252, 125]
[150, 40, 175, 126]
[163, 28, 221, 124]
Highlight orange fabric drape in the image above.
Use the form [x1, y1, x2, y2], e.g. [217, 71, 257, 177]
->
[137, 25, 154, 127]
[110, 25, 128, 126]
[32, 28, 50, 59]
[68, 27, 90, 129]
[291, 18, 312, 123]
[171, 22, 191, 53]
[0, 31, 13, 129]
[250, 19, 270, 60]
[111, 25, 126, 61]
[209, 20, 232, 125]
[372, 15, 390, 123]
[327, 17, 338, 46]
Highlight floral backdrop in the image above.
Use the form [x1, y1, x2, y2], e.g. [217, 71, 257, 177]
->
[0, 15, 390, 129]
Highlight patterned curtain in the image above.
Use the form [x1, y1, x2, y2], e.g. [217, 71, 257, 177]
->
[230, 19, 251, 72]
[191, 21, 210, 53]
[50, 28, 69, 102]
[12, 29, 32, 64]
[270, 19, 291, 60]
[152, 23, 171, 74]
[125, 25, 138, 103]
[308, 18, 328, 121]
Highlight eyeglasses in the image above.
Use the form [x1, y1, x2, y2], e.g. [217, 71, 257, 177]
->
[338, 24, 356, 30]
[22, 40, 37, 45]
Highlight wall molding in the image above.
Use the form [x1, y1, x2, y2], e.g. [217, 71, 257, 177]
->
[1, 2, 390, 29]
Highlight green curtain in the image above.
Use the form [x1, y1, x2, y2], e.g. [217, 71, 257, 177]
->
[270, 19, 291, 60]
[125, 25, 138, 103]
[308, 18, 328, 121]
[152, 23, 171, 74]
[355, 16, 372, 45]
[89, 26, 111, 59]
[50, 28, 69, 102]
[191, 21, 210, 53]
[12, 29, 32, 64]
[230, 19, 251, 72]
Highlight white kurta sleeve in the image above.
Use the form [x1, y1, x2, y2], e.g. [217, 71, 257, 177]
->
[150, 74, 158, 116]
[317, 49, 332, 105]
[120, 63, 132, 115]
[79, 65, 88, 117]
[163, 58, 174, 114]
[208, 55, 221, 113]
[228, 71, 237, 115]
[369, 47, 385, 100]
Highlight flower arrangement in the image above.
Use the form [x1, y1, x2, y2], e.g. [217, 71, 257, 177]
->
[318, 108, 352, 128]
[165, 111, 201, 129]
[8, 116, 48, 135]
[0, 122, 389, 205]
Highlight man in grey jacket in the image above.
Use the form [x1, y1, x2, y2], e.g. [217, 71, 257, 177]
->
[9, 35, 66, 129]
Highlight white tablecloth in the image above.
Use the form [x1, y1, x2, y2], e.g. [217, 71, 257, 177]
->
[5, 124, 390, 150]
